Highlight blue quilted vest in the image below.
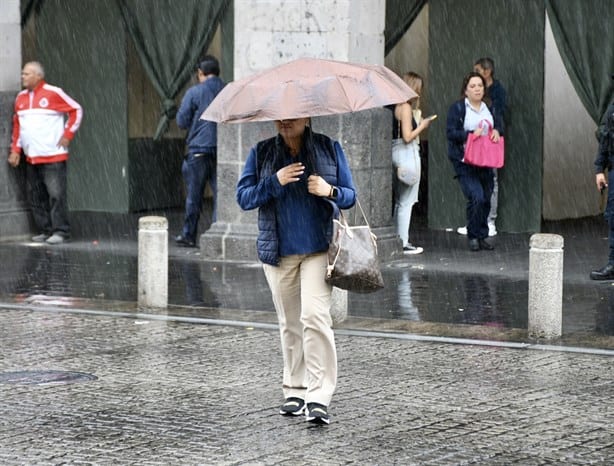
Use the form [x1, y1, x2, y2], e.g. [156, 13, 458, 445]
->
[255, 128, 339, 265]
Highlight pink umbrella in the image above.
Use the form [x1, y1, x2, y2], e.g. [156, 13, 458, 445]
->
[201, 57, 418, 123]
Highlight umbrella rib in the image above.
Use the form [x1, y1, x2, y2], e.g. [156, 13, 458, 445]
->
[336, 79, 355, 112]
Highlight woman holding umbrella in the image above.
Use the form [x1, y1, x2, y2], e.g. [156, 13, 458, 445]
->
[236, 117, 356, 425]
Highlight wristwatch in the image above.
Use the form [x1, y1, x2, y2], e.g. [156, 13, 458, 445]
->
[330, 186, 339, 199]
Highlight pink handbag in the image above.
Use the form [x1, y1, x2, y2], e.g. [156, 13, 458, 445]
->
[463, 121, 504, 168]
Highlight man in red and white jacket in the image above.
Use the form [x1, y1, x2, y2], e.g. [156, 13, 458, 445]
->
[8, 62, 83, 244]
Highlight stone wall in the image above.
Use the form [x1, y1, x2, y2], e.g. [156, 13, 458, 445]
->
[0, 92, 33, 239]
[233, 0, 385, 79]
[0, 0, 31, 239]
[0, 0, 21, 91]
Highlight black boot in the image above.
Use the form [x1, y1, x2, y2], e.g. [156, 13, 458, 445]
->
[479, 238, 494, 251]
[590, 264, 614, 280]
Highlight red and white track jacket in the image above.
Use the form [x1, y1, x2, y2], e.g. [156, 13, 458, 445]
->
[11, 80, 83, 164]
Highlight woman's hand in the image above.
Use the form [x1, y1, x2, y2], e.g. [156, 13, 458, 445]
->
[307, 174, 331, 197]
[276, 162, 304, 186]
[490, 129, 501, 143]
[473, 127, 484, 137]
[419, 117, 433, 131]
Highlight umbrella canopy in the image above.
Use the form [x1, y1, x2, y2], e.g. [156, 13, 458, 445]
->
[201, 57, 418, 123]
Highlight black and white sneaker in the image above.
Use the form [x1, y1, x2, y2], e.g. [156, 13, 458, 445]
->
[31, 233, 49, 242]
[279, 397, 305, 416]
[305, 402, 330, 425]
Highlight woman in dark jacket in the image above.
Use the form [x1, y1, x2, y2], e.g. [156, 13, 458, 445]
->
[236, 118, 356, 425]
[447, 71, 503, 251]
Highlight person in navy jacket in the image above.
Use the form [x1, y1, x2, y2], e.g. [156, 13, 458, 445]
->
[237, 118, 356, 424]
[591, 89, 614, 280]
[174, 56, 225, 247]
[457, 57, 507, 237]
[447, 71, 503, 251]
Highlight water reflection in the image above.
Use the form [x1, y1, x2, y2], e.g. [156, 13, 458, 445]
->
[459, 276, 499, 327]
[0, 243, 611, 336]
[595, 285, 614, 336]
[0, 244, 134, 301]
[6, 246, 70, 297]
[396, 269, 420, 320]
[177, 261, 218, 307]
[349, 267, 527, 329]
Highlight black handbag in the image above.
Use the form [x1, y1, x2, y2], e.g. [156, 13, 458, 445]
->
[325, 200, 384, 293]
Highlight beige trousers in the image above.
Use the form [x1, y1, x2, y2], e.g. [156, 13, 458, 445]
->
[263, 252, 337, 406]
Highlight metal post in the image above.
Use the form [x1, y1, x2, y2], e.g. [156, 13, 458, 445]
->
[138, 216, 168, 308]
[528, 233, 564, 339]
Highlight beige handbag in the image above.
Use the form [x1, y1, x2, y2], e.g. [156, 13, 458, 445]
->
[325, 200, 384, 293]
[391, 117, 421, 186]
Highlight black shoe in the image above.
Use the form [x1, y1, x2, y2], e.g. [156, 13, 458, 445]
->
[305, 402, 330, 425]
[175, 235, 196, 247]
[479, 239, 494, 251]
[279, 397, 305, 416]
[590, 264, 614, 280]
[468, 239, 480, 252]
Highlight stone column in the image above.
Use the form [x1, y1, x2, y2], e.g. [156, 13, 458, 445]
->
[138, 216, 168, 308]
[0, 1, 31, 238]
[528, 234, 564, 339]
[233, 0, 386, 79]
[202, 0, 401, 261]
[0, 1, 21, 92]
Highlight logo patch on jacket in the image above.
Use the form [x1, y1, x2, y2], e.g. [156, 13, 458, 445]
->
[39, 97, 49, 108]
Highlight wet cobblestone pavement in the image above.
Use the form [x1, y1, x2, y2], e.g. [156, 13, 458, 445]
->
[1, 307, 613, 465]
[1, 216, 614, 464]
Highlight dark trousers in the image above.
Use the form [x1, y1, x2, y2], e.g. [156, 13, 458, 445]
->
[457, 168, 494, 240]
[26, 161, 70, 237]
[607, 170, 614, 264]
[181, 151, 217, 242]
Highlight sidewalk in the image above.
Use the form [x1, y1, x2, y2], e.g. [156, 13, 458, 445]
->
[0, 213, 613, 350]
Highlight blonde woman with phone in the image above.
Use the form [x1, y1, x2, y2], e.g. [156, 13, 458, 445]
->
[389, 71, 435, 255]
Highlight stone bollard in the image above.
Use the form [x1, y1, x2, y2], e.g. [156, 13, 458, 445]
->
[330, 287, 348, 326]
[138, 216, 168, 308]
[528, 233, 564, 339]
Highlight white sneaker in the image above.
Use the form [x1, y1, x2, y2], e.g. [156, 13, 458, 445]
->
[403, 244, 423, 255]
[456, 226, 467, 235]
[45, 233, 66, 245]
[488, 223, 497, 237]
[32, 233, 49, 242]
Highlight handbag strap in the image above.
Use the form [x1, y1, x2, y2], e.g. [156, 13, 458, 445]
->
[479, 119, 493, 132]
[326, 219, 344, 279]
[336, 198, 369, 229]
[354, 199, 371, 228]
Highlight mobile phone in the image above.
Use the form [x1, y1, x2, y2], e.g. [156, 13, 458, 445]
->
[426, 114, 438, 121]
